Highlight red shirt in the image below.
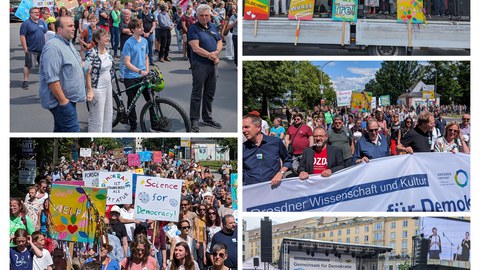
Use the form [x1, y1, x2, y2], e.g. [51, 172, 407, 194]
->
[313, 147, 328, 174]
[287, 125, 313, 155]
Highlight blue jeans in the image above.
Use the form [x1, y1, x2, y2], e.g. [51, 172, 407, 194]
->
[145, 33, 155, 63]
[156, 251, 163, 269]
[174, 27, 182, 52]
[49, 102, 80, 132]
[112, 26, 120, 56]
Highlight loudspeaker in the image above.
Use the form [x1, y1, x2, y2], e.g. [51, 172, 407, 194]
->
[414, 238, 429, 265]
[261, 217, 273, 263]
[253, 257, 260, 267]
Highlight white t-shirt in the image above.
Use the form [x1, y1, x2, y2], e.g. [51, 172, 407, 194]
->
[33, 248, 53, 270]
[120, 207, 136, 241]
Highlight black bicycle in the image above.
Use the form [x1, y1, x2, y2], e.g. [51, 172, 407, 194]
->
[111, 67, 191, 132]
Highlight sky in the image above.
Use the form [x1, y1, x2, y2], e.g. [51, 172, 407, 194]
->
[311, 61, 383, 92]
[244, 216, 307, 230]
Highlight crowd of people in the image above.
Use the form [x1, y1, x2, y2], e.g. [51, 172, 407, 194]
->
[20, 0, 238, 132]
[243, 104, 470, 185]
[10, 152, 238, 269]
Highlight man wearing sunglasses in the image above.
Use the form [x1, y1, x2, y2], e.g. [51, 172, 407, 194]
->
[285, 113, 314, 175]
[353, 120, 389, 164]
[140, 3, 156, 64]
[398, 111, 435, 153]
[209, 215, 237, 269]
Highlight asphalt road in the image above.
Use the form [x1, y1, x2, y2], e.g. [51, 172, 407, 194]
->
[10, 22, 238, 133]
[243, 43, 470, 56]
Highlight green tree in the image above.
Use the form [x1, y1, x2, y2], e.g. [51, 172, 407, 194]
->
[142, 138, 181, 152]
[292, 61, 335, 110]
[210, 138, 237, 160]
[424, 61, 470, 106]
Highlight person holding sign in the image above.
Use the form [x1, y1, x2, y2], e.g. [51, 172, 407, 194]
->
[297, 127, 344, 180]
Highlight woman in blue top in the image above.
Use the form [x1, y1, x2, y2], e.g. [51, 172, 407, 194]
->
[10, 228, 43, 270]
[269, 117, 285, 140]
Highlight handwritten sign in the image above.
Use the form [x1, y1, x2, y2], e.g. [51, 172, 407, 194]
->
[336, 90, 352, 107]
[80, 148, 92, 157]
[379, 95, 391, 106]
[244, 0, 269, 20]
[350, 91, 372, 113]
[397, 0, 425, 24]
[50, 184, 107, 243]
[288, 0, 315, 20]
[33, 0, 55, 7]
[153, 151, 163, 163]
[134, 176, 182, 221]
[99, 172, 133, 205]
[422, 90, 434, 100]
[82, 170, 106, 187]
[128, 154, 141, 167]
[113, 148, 124, 159]
[332, 0, 358, 22]
[56, 0, 79, 10]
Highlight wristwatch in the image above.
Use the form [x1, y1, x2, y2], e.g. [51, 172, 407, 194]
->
[279, 170, 285, 175]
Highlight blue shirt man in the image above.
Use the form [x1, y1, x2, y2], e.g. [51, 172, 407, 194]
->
[353, 120, 390, 164]
[39, 17, 86, 132]
[243, 115, 292, 186]
[187, 4, 223, 132]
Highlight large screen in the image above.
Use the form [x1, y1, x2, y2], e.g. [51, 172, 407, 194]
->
[420, 217, 470, 261]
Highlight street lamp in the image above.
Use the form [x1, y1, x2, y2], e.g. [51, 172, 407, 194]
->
[316, 61, 333, 96]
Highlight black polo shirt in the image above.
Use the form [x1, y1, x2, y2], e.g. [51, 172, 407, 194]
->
[140, 12, 155, 33]
[401, 126, 432, 152]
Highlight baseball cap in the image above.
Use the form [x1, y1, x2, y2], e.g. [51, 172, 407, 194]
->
[45, 17, 56, 25]
[110, 205, 121, 213]
[203, 192, 212, 199]
[249, 110, 260, 116]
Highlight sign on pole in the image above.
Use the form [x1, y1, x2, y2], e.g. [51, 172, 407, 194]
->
[332, 0, 358, 22]
[244, 0, 270, 20]
[379, 95, 391, 106]
[98, 172, 133, 205]
[128, 154, 141, 167]
[82, 170, 106, 187]
[422, 90, 435, 100]
[153, 151, 163, 163]
[134, 176, 182, 221]
[336, 90, 352, 107]
[19, 160, 36, 184]
[80, 148, 92, 157]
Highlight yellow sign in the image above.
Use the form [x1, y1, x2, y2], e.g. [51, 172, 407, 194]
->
[422, 90, 434, 100]
[288, 0, 315, 20]
[397, 0, 425, 24]
[351, 92, 372, 113]
[181, 138, 191, 147]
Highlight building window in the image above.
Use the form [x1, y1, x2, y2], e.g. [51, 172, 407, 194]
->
[403, 220, 408, 227]
[338, 230, 342, 236]
[391, 222, 396, 229]
[390, 242, 395, 249]
[346, 237, 350, 243]
[355, 227, 360, 234]
[403, 231, 408, 238]
[391, 232, 396, 239]
[330, 231, 334, 237]
[365, 235, 369, 242]
[355, 236, 360, 243]
[375, 232, 382, 240]
[347, 228, 350, 235]
[374, 222, 383, 230]
[365, 226, 369, 233]
[402, 240, 407, 249]
[338, 238, 342, 242]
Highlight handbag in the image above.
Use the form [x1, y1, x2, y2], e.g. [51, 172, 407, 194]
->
[287, 125, 302, 155]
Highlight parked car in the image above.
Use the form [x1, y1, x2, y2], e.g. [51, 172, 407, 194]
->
[10, 0, 22, 22]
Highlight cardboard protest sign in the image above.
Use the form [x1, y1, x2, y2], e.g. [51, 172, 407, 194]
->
[113, 148, 124, 159]
[33, 0, 55, 8]
[50, 184, 107, 243]
[332, 0, 358, 22]
[288, 0, 315, 20]
[397, 0, 425, 24]
[98, 172, 133, 205]
[153, 151, 163, 163]
[80, 148, 92, 157]
[128, 154, 141, 167]
[56, 0, 79, 10]
[134, 176, 182, 221]
[82, 170, 106, 187]
[19, 160, 36, 184]
[244, 0, 269, 20]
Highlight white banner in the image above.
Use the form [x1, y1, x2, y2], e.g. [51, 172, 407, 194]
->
[33, 0, 54, 7]
[336, 90, 352, 107]
[19, 160, 36, 184]
[289, 251, 355, 270]
[80, 148, 92, 157]
[82, 170, 107, 187]
[371, 96, 377, 108]
[244, 153, 470, 212]
[99, 172, 133, 205]
[134, 176, 182, 221]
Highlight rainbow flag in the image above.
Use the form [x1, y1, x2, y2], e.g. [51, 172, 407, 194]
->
[168, 149, 175, 157]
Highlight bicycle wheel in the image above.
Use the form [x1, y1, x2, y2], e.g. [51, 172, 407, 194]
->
[140, 97, 191, 132]
[112, 93, 122, 128]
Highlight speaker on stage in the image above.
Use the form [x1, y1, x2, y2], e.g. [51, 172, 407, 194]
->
[261, 217, 273, 263]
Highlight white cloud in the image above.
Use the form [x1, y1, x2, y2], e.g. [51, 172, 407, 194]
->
[347, 67, 379, 76]
[332, 67, 379, 91]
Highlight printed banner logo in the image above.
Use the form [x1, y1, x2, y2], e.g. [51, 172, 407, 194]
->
[455, 169, 468, 188]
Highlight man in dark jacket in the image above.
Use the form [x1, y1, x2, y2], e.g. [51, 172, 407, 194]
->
[298, 126, 344, 179]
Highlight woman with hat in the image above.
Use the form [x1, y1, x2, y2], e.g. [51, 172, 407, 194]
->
[45, 17, 56, 42]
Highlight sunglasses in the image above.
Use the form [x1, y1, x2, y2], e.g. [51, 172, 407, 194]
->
[199, 208, 206, 211]
[368, 128, 379, 132]
[181, 226, 191, 229]
[448, 129, 459, 133]
[181, 204, 188, 206]
[208, 212, 216, 215]
[213, 252, 226, 258]
[462, 118, 470, 121]
[295, 118, 301, 121]
[406, 121, 412, 124]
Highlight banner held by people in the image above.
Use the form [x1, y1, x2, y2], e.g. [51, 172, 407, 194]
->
[244, 153, 470, 212]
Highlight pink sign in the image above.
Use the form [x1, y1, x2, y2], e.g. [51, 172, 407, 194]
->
[128, 154, 141, 167]
[56, 181, 85, 186]
[153, 151, 163, 163]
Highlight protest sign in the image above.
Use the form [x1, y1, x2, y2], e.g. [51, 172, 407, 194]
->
[422, 90, 435, 100]
[113, 148, 124, 159]
[371, 96, 377, 109]
[244, 0, 269, 20]
[139, 151, 152, 162]
[19, 160, 36, 184]
[50, 184, 107, 243]
[231, 173, 238, 210]
[332, 0, 357, 22]
[56, 0, 79, 10]
[128, 154, 141, 167]
[33, 0, 55, 7]
[336, 90, 352, 107]
[135, 168, 144, 175]
[288, 0, 315, 20]
[82, 170, 106, 187]
[244, 153, 470, 212]
[350, 91, 372, 113]
[15, 0, 34, 21]
[58, 181, 85, 186]
[153, 151, 163, 163]
[80, 148, 92, 157]
[99, 172, 133, 205]
[134, 176, 182, 221]
[397, 0, 425, 24]
[379, 95, 391, 106]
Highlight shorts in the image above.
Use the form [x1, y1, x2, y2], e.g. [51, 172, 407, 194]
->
[25, 51, 41, 69]
[182, 33, 187, 43]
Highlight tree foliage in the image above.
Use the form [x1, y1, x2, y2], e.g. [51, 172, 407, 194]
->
[209, 138, 237, 160]
[142, 138, 181, 151]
